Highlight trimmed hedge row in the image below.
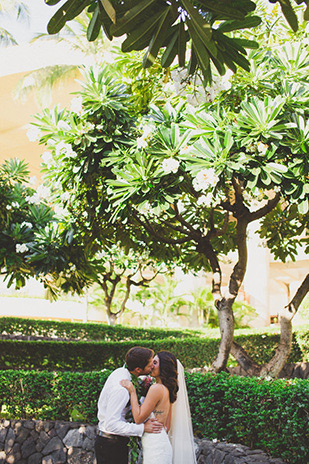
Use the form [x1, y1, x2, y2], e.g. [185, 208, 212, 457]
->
[0, 316, 202, 341]
[0, 370, 307, 464]
[0, 332, 306, 371]
[0, 338, 219, 371]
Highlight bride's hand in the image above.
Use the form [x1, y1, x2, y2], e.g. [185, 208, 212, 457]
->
[120, 379, 135, 394]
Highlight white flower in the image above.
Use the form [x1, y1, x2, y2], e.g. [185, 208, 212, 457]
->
[87, 123, 95, 131]
[197, 193, 213, 207]
[55, 141, 76, 158]
[162, 158, 180, 174]
[142, 125, 153, 138]
[29, 176, 37, 186]
[16, 243, 29, 253]
[21, 222, 33, 229]
[11, 202, 19, 208]
[37, 184, 51, 200]
[70, 96, 83, 114]
[41, 151, 54, 165]
[257, 142, 268, 155]
[54, 204, 68, 217]
[193, 168, 219, 192]
[72, 166, 80, 173]
[25, 195, 38, 204]
[26, 126, 41, 142]
[60, 191, 71, 202]
[6, 205, 12, 210]
[212, 439, 218, 443]
[57, 120, 71, 131]
[136, 137, 148, 149]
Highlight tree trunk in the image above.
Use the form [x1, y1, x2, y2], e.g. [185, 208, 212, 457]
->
[231, 273, 309, 378]
[106, 311, 117, 326]
[212, 297, 235, 372]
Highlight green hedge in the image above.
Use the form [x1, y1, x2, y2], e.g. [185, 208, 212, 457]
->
[0, 334, 306, 372]
[0, 316, 202, 341]
[0, 317, 307, 370]
[0, 370, 307, 464]
[0, 337, 220, 371]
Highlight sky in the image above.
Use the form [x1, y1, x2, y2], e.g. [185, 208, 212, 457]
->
[1, 0, 66, 44]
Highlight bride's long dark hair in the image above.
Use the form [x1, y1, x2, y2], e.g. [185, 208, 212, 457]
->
[157, 351, 179, 403]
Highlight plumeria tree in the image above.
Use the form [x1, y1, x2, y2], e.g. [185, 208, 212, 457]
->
[31, 34, 309, 375]
[43, 0, 309, 85]
[0, 158, 55, 289]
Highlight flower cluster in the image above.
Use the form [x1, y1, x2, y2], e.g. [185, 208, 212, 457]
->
[137, 375, 154, 398]
[193, 168, 219, 192]
[162, 158, 180, 174]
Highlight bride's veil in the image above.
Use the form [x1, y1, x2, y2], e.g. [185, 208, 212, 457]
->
[168, 359, 197, 464]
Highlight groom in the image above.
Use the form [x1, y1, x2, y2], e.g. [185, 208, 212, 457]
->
[94, 346, 163, 464]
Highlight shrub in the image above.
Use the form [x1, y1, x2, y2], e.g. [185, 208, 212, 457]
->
[0, 316, 202, 341]
[0, 370, 307, 464]
[0, 337, 219, 371]
[186, 372, 309, 464]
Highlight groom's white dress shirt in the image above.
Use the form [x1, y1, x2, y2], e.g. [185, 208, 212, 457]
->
[97, 366, 144, 437]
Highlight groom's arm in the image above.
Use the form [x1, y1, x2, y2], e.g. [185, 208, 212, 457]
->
[104, 387, 144, 437]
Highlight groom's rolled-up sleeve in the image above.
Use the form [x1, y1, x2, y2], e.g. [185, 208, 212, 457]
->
[104, 386, 144, 437]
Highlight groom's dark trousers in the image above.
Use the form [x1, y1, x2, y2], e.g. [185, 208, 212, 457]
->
[95, 432, 130, 464]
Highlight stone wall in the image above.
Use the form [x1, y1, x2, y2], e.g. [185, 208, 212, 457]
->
[0, 420, 287, 464]
[195, 438, 286, 464]
[0, 420, 96, 464]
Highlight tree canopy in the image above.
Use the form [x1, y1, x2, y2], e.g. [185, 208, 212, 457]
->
[44, 0, 309, 84]
[27, 35, 309, 373]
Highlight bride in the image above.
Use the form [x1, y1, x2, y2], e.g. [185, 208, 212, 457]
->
[120, 351, 196, 464]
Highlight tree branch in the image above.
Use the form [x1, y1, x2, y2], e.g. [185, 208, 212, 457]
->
[248, 192, 280, 222]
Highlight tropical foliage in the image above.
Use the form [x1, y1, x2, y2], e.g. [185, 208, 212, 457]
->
[26, 34, 309, 374]
[43, 0, 309, 84]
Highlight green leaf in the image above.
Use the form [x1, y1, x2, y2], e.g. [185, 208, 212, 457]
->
[47, 0, 91, 34]
[100, 0, 116, 24]
[161, 30, 179, 68]
[111, 0, 158, 36]
[187, 22, 211, 83]
[278, 0, 298, 32]
[181, 0, 212, 43]
[188, 46, 198, 75]
[143, 6, 173, 68]
[298, 199, 309, 214]
[217, 15, 262, 33]
[121, 9, 166, 53]
[178, 20, 187, 68]
[87, 6, 101, 42]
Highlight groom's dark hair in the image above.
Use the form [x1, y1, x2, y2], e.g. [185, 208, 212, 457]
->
[125, 347, 154, 371]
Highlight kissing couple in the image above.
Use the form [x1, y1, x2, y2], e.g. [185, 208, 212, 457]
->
[94, 346, 197, 464]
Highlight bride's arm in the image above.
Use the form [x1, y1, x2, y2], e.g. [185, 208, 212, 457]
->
[120, 381, 162, 424]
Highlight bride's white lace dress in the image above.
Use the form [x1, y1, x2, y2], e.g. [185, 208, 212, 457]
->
[141, 413, 172, 464]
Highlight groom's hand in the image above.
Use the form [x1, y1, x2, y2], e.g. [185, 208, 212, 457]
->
[144, 419, 163, 434]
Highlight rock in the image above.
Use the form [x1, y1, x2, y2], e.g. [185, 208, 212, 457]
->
[50, 447, 67, 464]
[85, 427, 96, 440]
[28, 452, 43, 464]
[42, 437, 63, 456]
[0, 425, 8, 446]
[82, 437, 95, 451]
[55, 423, 71, 440]
[21, 437, 37, 459]
[15, 426, 30, 443]
[67, 448, 94, 464]
[42, 455, 55, 464]
[63, 429, 83, 448]
[4, 429, 15, 454]
[24, 420, 35, 430]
